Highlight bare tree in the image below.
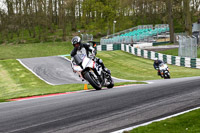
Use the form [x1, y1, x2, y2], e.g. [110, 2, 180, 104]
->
[166, 0, 174, 43]
[184, 0, 192, 35]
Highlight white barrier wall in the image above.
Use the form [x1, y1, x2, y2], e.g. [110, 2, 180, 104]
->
[98, 44, 200, 69]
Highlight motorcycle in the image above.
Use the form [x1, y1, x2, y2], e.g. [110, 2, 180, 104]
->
[158, 63, 170, 79]
[71, 54, 114, 90]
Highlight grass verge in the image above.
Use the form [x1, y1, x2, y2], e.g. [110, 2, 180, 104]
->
[0, 58, 146, 101]
[127, 109, 200, 133]
[0, 42, 73, 60]
[158, 48, 200, 58]
[97, 51, 200, 81]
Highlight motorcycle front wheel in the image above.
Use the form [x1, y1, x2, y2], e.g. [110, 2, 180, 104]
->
[107, 75, 114, 88]
[84, 71, 102, 90]
[167, 74, 171, 79]
[164, 73, 171, 79]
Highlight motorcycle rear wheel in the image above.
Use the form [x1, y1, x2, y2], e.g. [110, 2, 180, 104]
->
[84, 71, 102, 90]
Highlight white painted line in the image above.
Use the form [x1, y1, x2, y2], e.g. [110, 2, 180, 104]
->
[145, 81, 154, 84]
[112, 77, 137, 82]
[112, 106, 200, 133]
[17, 59, 56, 86]
[59, 55, 71, 62]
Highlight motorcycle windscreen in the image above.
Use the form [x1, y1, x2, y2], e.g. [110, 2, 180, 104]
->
[74, 54, 85, 65]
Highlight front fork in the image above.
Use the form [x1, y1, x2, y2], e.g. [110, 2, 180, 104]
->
[77, 71, 85, 81]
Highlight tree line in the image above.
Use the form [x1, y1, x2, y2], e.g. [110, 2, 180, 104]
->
[0, 0, 199, 44]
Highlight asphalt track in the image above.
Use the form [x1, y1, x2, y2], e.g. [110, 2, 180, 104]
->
[1, 76, 200, 133]
[18, 56, 134, 85]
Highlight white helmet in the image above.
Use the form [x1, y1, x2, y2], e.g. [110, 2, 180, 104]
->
[71, 36, 81, 46]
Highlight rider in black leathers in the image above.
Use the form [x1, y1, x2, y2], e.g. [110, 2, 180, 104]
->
[153, 58, 164, 76]
[70, 36, 110, 74]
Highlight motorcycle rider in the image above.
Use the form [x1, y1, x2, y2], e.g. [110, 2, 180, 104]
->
[153, 58, 164, 76]
[70, 36, 110, 74]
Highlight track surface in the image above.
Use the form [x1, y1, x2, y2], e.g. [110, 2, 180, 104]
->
[18, 56, 132, 85]
[1, 76, 200, 133]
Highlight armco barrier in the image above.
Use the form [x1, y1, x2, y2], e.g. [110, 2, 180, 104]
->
[96, 44, 200, 69]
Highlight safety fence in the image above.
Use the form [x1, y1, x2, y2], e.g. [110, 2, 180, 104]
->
[96, 44, 200, 69]
[81, 34, 93, 42]
[178, 35, 197, 58]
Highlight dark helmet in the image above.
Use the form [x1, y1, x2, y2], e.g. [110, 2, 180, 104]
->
[154, 58, 158, 63]
[71, 36, 81, 46]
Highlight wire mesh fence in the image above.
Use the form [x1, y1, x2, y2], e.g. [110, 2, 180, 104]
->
[81, 34, 93, 42]
[178, 35, 197, 58]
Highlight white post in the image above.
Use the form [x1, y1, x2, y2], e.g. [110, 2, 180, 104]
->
[113, 20, 117, 37]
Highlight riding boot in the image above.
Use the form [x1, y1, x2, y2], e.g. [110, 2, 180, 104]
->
[97, 58, 111, 74]
[101, 62, 111, 74]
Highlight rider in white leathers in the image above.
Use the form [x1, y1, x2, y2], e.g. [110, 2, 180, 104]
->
[70, 36, 110, 74]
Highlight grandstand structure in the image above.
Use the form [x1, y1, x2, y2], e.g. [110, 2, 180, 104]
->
[100, 24, 169, 45]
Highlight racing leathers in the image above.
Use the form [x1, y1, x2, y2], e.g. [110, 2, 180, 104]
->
[153, 60, 164, 76]
[70, 43, 110, 74]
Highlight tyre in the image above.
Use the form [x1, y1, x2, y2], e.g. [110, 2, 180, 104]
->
[107, 82, 114, 88]
[107, 76, 114, 88]
[84, 71, 102, 90]
[167, 74, 171, 79]
[164, 73, 170, 79]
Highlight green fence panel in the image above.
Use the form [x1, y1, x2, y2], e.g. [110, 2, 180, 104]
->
[163, 54, 167, 63]
[172, 56, 176, 65]
[155, 52, 158, 58]
[129, 46, 132, 53]
[191, 58, 196, 68]
[148, 51, 151, 59]
[102, 45, 107, 51]
[180, 57, 185, 66]
[119, 44, 121, 50]
[141, 50, 144, 57]
[113, 44, 121, 50]
[134, 48, 138, 55]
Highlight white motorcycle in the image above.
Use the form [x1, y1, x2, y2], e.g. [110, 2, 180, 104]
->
[158, 63, 170, 79]
[71, 54, 114, 90]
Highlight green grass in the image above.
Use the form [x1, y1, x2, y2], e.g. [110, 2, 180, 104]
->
[158, 48, 178, 56]
[158, 48, 200, 58]
[0, 58, 145, 101]
[128, 109, 200, 133]
[97, 51, 200, 81]
[0, 59, 83, 100]
[0, 42, 73, 60]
